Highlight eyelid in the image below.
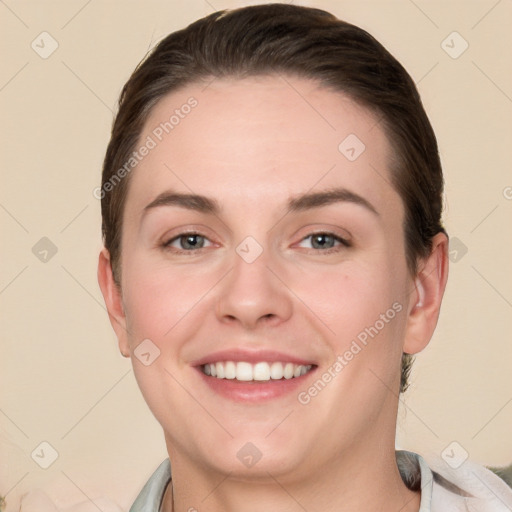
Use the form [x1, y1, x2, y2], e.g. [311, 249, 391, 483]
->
[158, 224, 353, 254]
[296, 232, 351, 248]
[160, 225, 215, 242]
[293, 224, 352, 243]
[160, 226, 218, 252]
[165, 233, 213, 248]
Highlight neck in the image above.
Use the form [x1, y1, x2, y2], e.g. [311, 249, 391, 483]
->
[162, 439, 420, 512]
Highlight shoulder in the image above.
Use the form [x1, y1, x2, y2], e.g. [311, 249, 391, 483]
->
[131, 454, 512, 512]
[429, 454, 512, 512]
[398, 450, 512, 512]
[129, 459, 171, 512]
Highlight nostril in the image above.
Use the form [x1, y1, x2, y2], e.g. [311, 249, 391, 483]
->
[261, 313, 281, 326]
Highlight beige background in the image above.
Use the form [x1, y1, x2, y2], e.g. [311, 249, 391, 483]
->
[1, 0, 511, 510]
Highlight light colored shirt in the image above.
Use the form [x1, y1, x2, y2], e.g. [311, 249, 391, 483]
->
[129, 450, 512, 511]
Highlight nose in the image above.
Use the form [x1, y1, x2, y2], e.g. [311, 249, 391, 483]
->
[215, 245, 293, 330]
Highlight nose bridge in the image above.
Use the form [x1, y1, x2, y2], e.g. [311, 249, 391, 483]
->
[232, 236, 276, 297]
[215, 236, 293, 328]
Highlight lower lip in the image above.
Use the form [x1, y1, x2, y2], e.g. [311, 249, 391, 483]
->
[196, 367, 316, 402]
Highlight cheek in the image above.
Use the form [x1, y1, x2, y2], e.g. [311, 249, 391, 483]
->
[294, 256, 409, 397]
[294, 265, 407, 407]
[121, 252, 218, 343]
[120, 258, 209, 430]
[295, 261, 404, 342]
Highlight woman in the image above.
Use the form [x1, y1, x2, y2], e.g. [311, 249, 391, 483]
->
[97, 4, 511, 511]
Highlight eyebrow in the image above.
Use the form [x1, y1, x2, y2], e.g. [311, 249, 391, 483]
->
[143, 192, 220, 215]
[143, 187, 379, 217]
[288, 188, 379, 216]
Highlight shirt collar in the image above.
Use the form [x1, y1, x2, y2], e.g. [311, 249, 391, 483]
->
[130, 451, 434, 512]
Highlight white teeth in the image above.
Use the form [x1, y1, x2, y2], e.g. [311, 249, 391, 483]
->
[215, 362, 225, 379]
[253, 362, 270, 381]
[202, 361, 313, 381]
[283, 362, 294, 379]
[270, 361, 283, 379]
[224, 361, 236, 379]
[236, 362, 253, 381]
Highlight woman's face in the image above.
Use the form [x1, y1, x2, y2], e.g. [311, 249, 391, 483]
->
[111, 76, 419, 479]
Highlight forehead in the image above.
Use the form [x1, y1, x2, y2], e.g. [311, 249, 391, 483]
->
[125, 75, 400, 217]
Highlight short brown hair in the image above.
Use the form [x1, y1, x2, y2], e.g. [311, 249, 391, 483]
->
[101, 3, 446, 392]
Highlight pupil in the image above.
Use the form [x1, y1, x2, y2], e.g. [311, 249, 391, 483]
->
[183, 235, 203, 249]
[313, 234, 333, 249]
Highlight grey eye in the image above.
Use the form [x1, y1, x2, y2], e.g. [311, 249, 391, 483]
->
[296, 232, 350, 251]
[179, 234, 205, 250]
[310, 233, 336, 249]
[166, 233, 212, 251]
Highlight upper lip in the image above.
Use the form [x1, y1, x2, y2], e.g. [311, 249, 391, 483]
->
[190, 349, 316, 367]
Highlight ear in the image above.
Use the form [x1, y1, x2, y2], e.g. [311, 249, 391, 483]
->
[97, 248, 130, 357]
[403, 232, 449, 354]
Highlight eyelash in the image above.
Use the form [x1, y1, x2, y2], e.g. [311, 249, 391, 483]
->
[162, 231, 351, 255]
[162, 232, 215, 254]
[297, 232, 351, 253]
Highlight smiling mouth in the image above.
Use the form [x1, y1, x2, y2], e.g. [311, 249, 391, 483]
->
[201, 361, 314, 381]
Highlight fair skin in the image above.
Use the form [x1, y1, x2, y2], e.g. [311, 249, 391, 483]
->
[98, 76, 448, 512]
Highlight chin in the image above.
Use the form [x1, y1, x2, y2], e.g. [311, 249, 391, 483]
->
[205, 441, 303, 479]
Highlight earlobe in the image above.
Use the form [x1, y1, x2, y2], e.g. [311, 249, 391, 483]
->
[403, 233, 449, 355]
[97, 249, 130, 358]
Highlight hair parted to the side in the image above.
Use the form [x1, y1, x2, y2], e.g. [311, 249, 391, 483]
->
[101, 3, 446, 393]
